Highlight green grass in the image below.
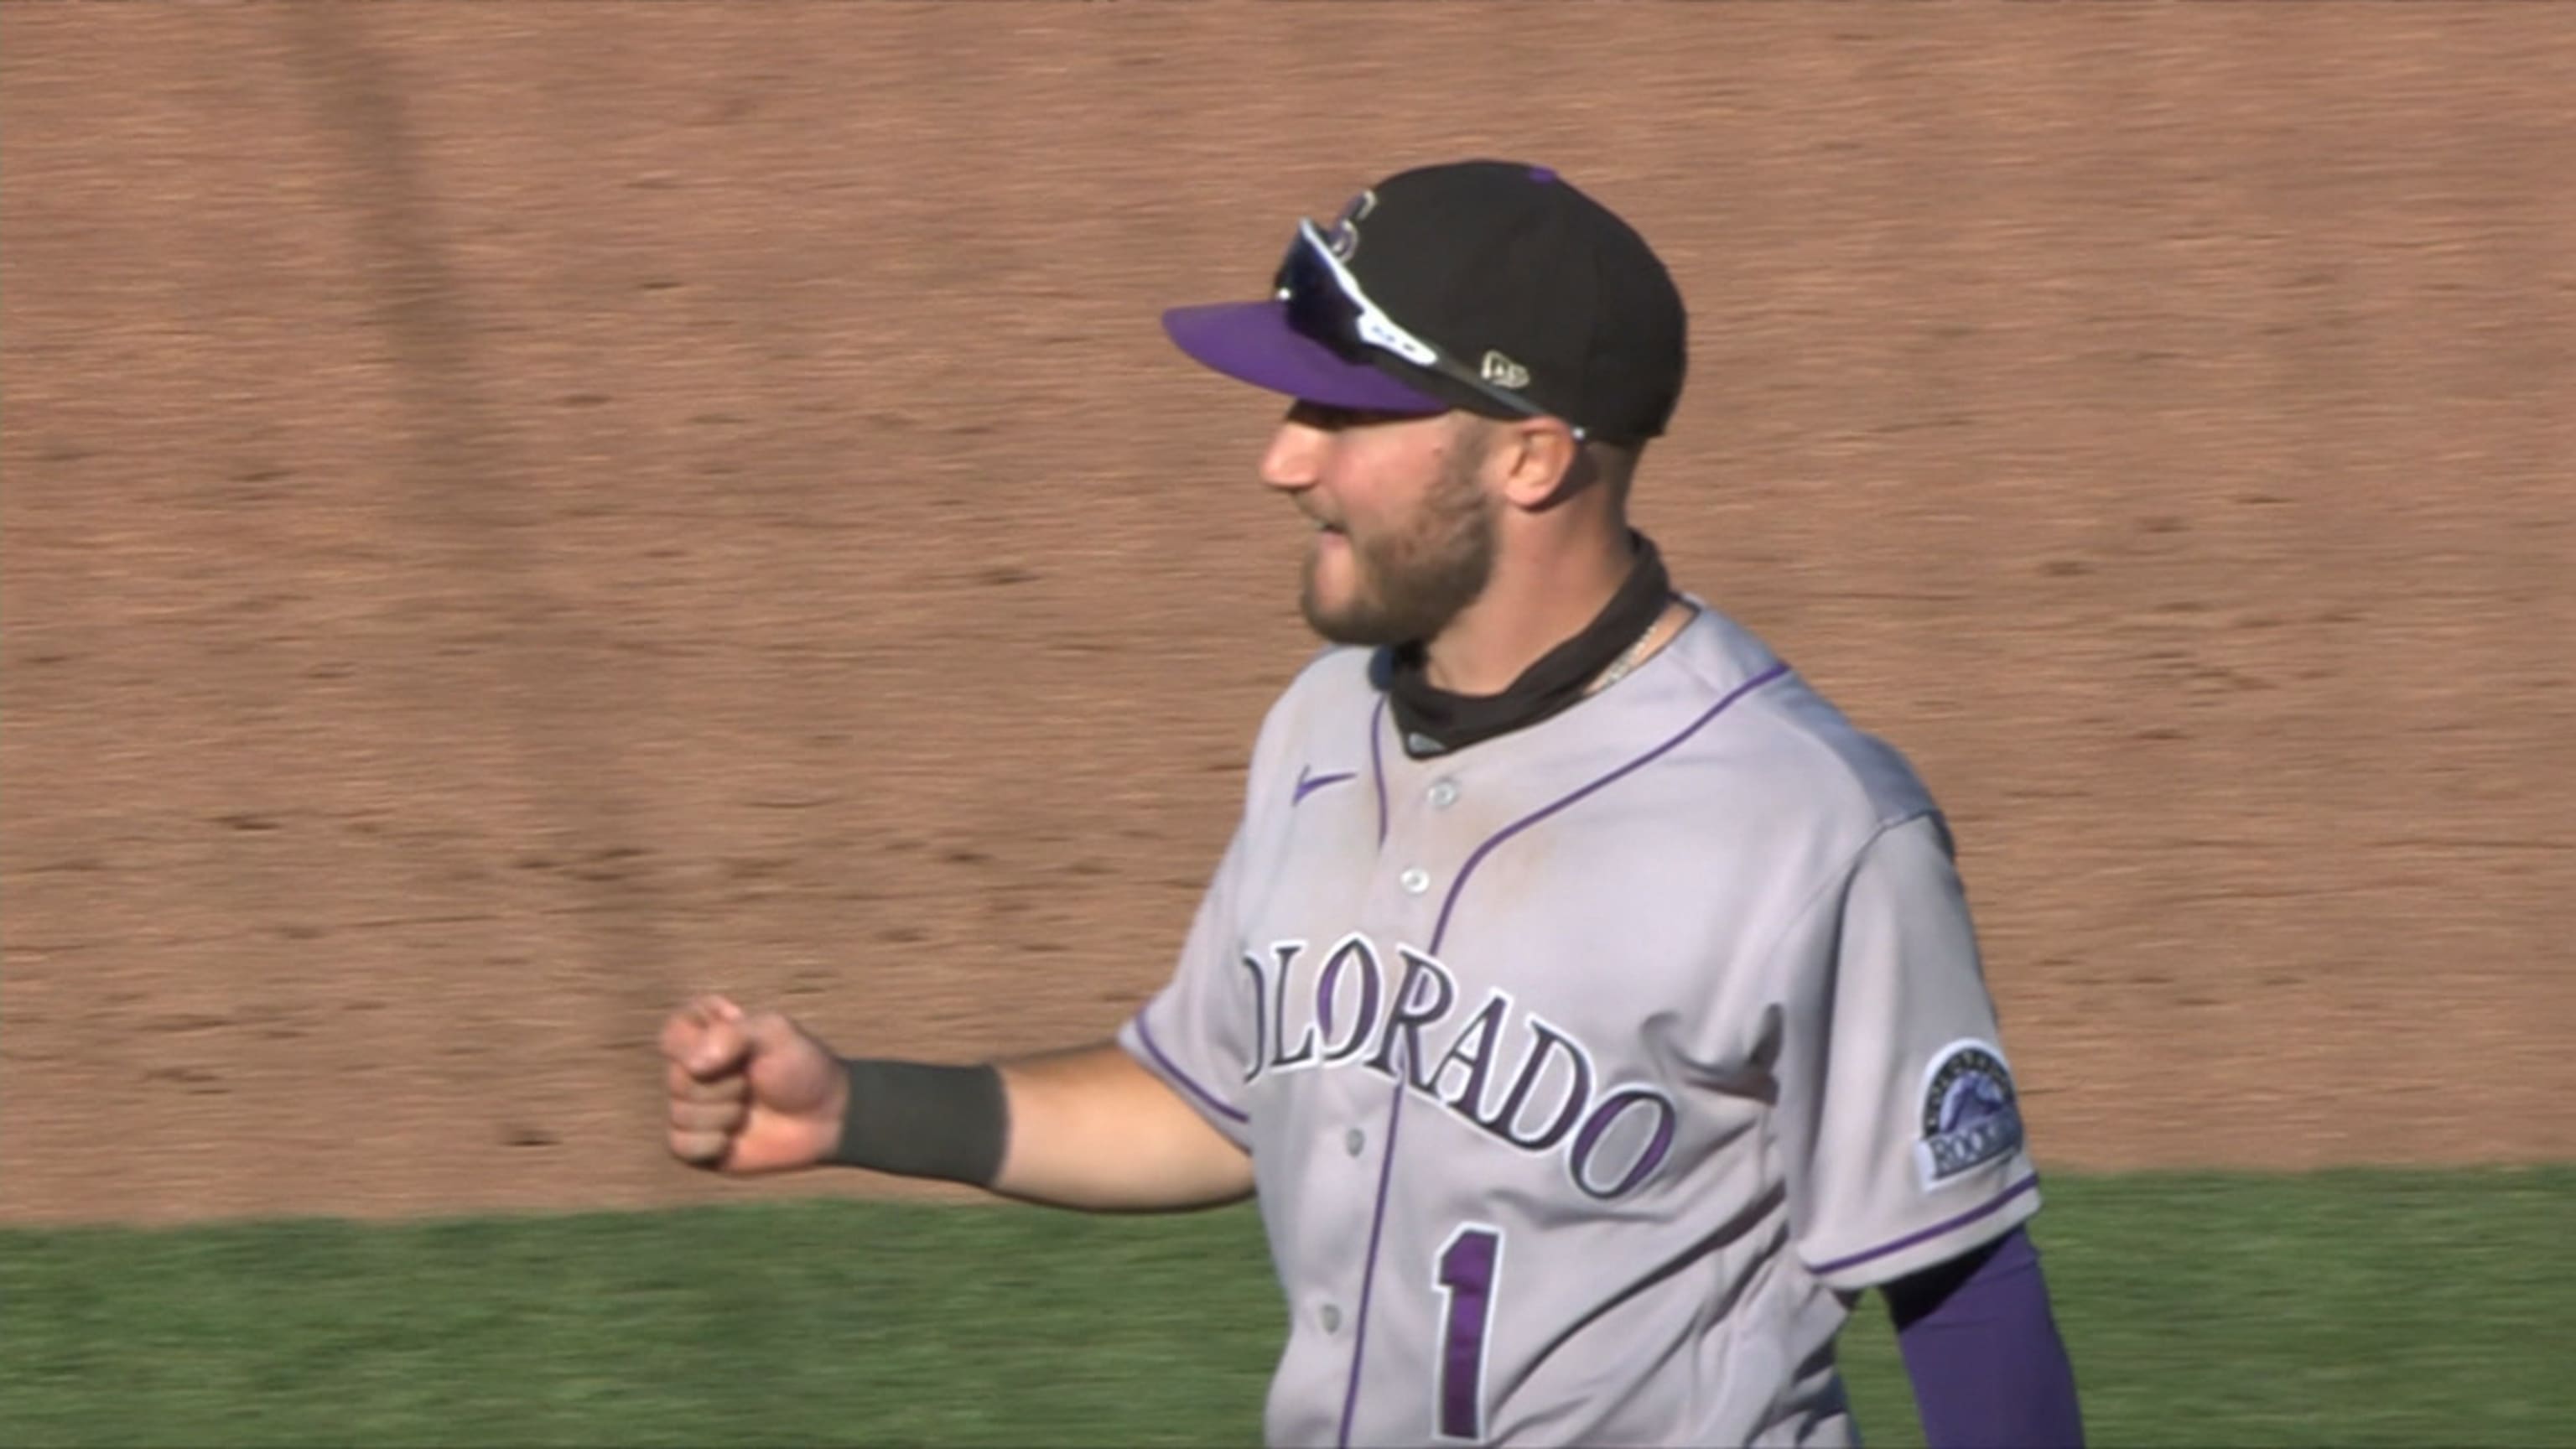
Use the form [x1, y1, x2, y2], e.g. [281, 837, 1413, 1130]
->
[2, 1167, 2569, 1446]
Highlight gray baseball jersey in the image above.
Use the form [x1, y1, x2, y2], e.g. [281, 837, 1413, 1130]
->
[1118, 599, 2041, 1448]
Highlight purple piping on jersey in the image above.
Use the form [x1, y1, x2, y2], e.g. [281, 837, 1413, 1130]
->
[1337, 1072, 1410, 1448]
[1333, 658, 1791, 1447]
[1130, 1011, 1250, 1125]
[1368, 694, 1389, 847]
[1429, 661, 1791, 952]
[1810, 1172, 2041, 1278]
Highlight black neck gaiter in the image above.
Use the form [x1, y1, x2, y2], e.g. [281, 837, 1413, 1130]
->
[1383, 532, 1674, 759]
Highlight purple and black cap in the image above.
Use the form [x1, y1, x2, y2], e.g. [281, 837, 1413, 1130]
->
[1161, 159, 1689, 445]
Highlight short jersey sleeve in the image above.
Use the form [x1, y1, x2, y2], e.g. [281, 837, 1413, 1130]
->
[1777, 811, 2042, 1292]
[1114, 822, 1259, 1150]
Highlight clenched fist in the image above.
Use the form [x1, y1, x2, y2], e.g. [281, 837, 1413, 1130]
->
[660, 994, 847, 1173]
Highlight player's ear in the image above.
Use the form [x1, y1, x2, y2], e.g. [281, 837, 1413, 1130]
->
[1492, 416, 1590, 512]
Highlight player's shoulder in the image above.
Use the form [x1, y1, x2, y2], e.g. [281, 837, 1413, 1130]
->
[1658, 600, 1942, 837]
[1266, 641, 1379, 722]
[1237, 641, 1380, 773]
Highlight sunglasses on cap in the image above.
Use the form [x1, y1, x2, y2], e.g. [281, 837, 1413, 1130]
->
[1274, 219, 1582, 440]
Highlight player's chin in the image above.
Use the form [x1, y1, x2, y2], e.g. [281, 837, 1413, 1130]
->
[1300, 580, 1410, 648]
[1300, 539, 1358, 610]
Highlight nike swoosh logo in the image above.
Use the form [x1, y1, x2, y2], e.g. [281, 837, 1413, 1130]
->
[1293, 766, 1356, 806]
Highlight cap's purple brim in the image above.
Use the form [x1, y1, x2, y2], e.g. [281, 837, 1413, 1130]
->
[1161, 300, 1451, 414]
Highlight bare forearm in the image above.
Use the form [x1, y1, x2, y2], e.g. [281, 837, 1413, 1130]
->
[666, 998, 1250, 1210]
[812, 1040, 1252, 1212]
[990, 1041, 1255, 1212]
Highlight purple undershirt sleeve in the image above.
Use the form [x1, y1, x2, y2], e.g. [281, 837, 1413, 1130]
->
[1883, 1225, 2086, 1449]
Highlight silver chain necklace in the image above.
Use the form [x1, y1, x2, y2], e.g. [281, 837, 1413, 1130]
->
[1590, 611, 1667, 694]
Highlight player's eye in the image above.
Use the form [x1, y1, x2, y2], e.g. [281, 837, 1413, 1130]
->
[1290, 401, 1405, 432]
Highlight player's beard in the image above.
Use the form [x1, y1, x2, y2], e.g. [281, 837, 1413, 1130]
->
[1300, 443, 1498, 648]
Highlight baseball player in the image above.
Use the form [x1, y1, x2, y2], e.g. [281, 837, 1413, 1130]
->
[662, 159, 2084, 1448]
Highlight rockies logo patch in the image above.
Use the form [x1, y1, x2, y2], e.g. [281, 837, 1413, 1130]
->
[1914, 1041, 2024, 1191]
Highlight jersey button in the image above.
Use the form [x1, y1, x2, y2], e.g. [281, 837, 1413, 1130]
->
[1343, 1128, 1365, 1156]
[1321, 1304, 1343, 1334]
[1400, 866, 1431, 895]
[1427, 778, 1460, 809]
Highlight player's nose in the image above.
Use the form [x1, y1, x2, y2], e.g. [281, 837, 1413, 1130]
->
[1259, 414, 1327, 494]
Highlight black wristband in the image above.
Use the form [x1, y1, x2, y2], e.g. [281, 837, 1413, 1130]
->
[828, 1057, 1009, 1187]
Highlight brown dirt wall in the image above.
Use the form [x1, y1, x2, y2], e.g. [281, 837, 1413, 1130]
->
[3, 3, 2570, 1227]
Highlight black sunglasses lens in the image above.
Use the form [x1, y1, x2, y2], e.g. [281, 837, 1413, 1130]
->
[1278, 238, 1364, 356]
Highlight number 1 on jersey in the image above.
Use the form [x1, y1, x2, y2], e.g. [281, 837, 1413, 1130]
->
[1435, 1224, 1504, 1441]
